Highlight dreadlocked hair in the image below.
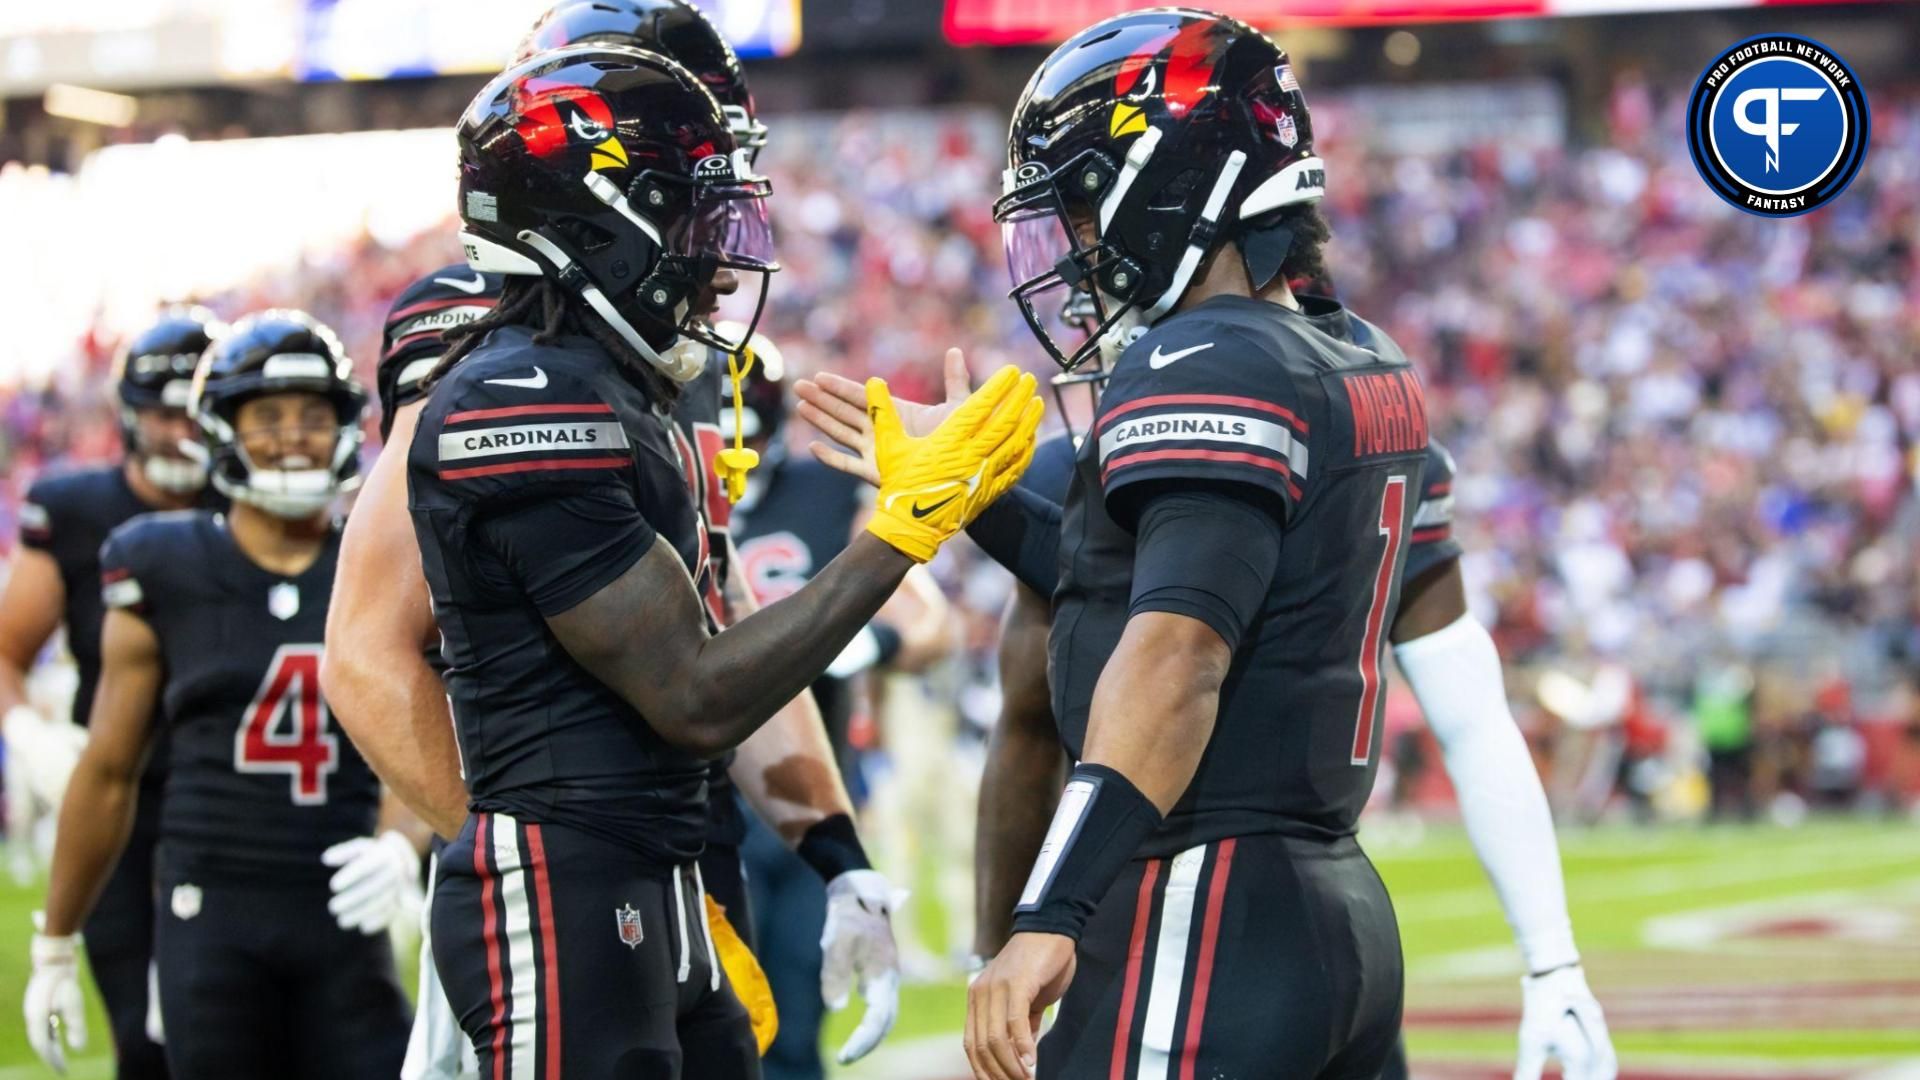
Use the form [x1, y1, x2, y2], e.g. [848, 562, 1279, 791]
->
[1278, 203, 1333, 291]
[424, 275, 682, 405]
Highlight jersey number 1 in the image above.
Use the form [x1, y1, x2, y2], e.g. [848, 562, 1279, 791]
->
[1351, 475, 1407, 766]
[235, 644, 339, 805]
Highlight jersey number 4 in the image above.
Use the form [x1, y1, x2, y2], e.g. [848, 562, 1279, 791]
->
[234, 644, 339, 805]
[1351, 475, 1407, 766]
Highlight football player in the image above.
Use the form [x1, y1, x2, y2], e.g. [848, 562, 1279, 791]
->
[803, 11, 1424, 1078]
[405, 45, 1039, 1077]
[320, 5, 914, 1073]
[723, 339, 956, 1080]
[972, 433, 1617, 1080]
[0, 308, 224, 1079]
[25, 311, 412, 1077]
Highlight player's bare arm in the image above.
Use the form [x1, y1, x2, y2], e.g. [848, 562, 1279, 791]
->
[972, 584, 1069, 963]
[968, 609, 1230, 1080]
[41, 609, 162, 938]
[550, 528, 915, 757]
[0, 548, 62, 714]
[550, 369, 1042, 757]
[321, 398, 468, 839]
[718, 541, 856, 839]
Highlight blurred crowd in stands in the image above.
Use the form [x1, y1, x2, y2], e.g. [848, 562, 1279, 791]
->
[2, 73, 1916, 822]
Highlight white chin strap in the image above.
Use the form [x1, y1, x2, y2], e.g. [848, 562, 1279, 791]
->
[504, 229, 706, 385]
[1140, 149, 1247, 323]
[142, 455, 207, 494]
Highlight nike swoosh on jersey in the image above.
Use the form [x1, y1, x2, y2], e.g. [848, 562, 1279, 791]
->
[433, 273, 489, 294]
[1149, 342, 1214, 369]
[483, 367, 549, 389]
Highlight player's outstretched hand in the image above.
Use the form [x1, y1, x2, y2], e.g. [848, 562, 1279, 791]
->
[820, 869, 908, 1064]
[321, 830, 422, 936]
[1515, 964, 1617, 1080]
[24, 924, 86, 1074]
[862, 364, 1043, 563]
[965, 931, 1076, 1080]
[795, 347, 975, 487]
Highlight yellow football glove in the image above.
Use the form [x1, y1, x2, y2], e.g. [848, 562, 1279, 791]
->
[864, 365, 1044, 563]
[704, 894, 777, 1054]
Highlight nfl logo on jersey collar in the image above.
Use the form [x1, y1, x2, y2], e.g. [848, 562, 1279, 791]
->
[615, 903, 644, 948]
[269, 582, 300, 622]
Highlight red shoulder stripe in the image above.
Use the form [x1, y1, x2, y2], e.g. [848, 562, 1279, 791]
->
[447, 403, 615, 425]
[440, 456, 630, 481]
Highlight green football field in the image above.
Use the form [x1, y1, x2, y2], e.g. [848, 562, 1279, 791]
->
[2, 819, 1915, 1079]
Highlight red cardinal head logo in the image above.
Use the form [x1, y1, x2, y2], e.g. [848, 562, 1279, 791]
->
[1111, 20, 1221, 139]
[512, 80, 629, 173]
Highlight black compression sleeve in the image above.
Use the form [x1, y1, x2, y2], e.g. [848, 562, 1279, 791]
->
[1128, 489, 1283, 653]
[1010, 764, 1162, 941]
[965, 484, 1062, 597]
[796, 813, 872, 882]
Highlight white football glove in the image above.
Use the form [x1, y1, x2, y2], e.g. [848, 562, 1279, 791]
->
[1515, 964, 1617, 1080]
[322, 831, 422, 936]
[23, 924, 87, 1074]
[820, 869, 908, 1065]
[4, 705, 88, 810]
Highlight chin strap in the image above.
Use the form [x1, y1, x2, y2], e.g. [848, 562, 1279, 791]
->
[512, 230, 706, 385]
[714, 346, 761, 503]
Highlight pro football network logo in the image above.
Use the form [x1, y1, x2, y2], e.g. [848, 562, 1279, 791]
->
[1686, 34, 1869, 218]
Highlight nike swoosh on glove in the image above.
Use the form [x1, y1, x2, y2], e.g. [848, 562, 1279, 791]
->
[865, 365, 1043, 562]
[1515, 964, 1617, 1080]
[322, 831, 422, 936]
[820, 869, 910, 1065]
[23, 923, 86, 1075]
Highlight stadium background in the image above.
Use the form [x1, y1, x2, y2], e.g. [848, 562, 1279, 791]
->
[2, 1, 1918, 1076]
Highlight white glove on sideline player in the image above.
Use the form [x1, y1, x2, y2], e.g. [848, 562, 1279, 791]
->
[322, 830, 422, 935]
[24, 923, 87, 1074]
[1515, 964, 1617, 1080]
[4, 705, 88, 810]
[820, 868, 907, 1065]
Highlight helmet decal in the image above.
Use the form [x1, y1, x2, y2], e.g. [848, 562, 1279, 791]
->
[513, 82, 629, 172]
[1109, 20, 1218, 138]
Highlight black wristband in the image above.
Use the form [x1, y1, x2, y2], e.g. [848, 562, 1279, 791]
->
[1010, 763, 1163, 942]
[869, 622, 904, 668]
[796, 813, 871, 882]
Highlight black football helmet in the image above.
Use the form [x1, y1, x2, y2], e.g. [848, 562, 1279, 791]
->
[377, 265, 505, 439]
[517, 0, 768, 160]
[992, 8, 1325, 371]
[456, 44, 776, 384]
[112, 306, 226, 492]
[188, 310, 366, 519]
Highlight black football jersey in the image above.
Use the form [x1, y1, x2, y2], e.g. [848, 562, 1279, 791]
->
[99, 512, 378, 877]
[1052, 294, 1430, 851]
[20, 468, 154, 728]
[408, 325, 722, 863]
[668, 348, 747, 847]
[731, 453, 868, 774]
[19, 467, 224, 730]
[1402, 438, 1462, 584]
[1025, 433, 1461, 589]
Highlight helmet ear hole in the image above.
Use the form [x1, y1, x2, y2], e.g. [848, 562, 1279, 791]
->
[557, 217, 618, 254]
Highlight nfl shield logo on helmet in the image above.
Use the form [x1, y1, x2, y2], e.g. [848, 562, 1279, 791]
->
[1277, 114, 1299, 148]
[615, 903, 644, 948]
[268, 583, 299, 621]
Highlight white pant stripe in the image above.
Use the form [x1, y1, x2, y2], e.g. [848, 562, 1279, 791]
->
[1137, 844, 1208, 1080]
[492, 813, 540, 1080]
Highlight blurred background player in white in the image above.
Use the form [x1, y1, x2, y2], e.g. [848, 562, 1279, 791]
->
[25, 311, 413, 1078]
[1, 309, 224, 1080]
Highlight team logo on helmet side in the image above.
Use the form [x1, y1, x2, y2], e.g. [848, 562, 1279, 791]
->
[1110, 20, 1220, 138]
[513, 81, 630, 172]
